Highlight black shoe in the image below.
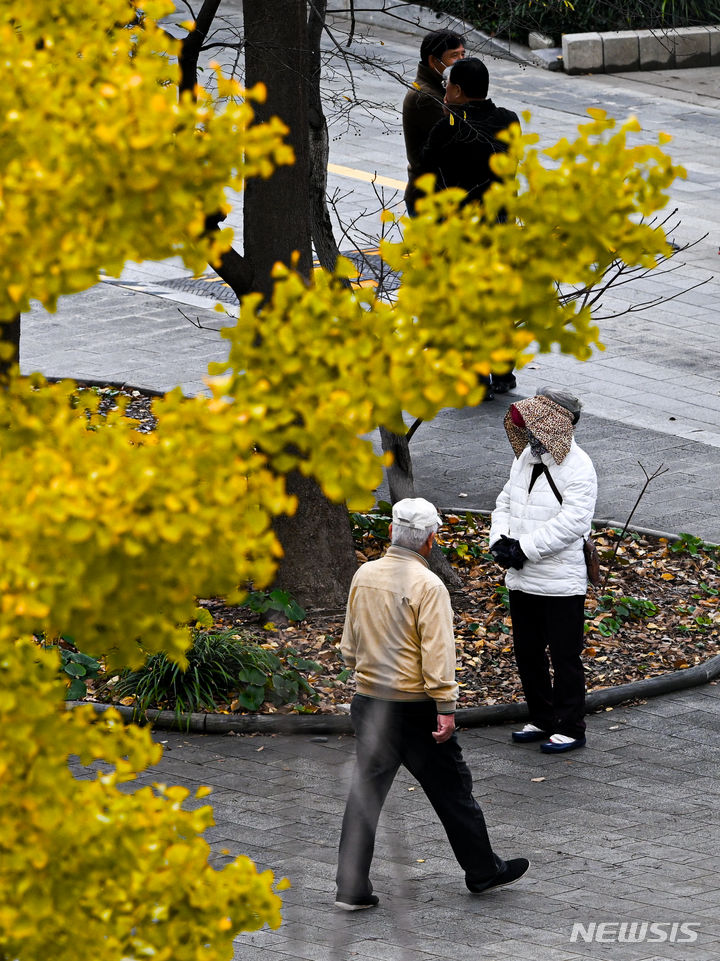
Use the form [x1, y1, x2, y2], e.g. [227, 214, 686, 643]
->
[512, 724, 549, 743]
[540, 735, 586, 754]
[467, 858, 529, 894]
[491, 373, 517, 394]
[334, 893, 379, 911]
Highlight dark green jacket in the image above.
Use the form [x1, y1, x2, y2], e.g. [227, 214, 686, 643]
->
[402, 62, 446, 213]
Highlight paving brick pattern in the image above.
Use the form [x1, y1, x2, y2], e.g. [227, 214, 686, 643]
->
[68, 684, 720, 961]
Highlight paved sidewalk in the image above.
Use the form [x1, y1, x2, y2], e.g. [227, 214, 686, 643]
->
[70, 683, 720, 961]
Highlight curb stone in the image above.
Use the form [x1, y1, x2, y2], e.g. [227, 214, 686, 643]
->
[328, 0, 564, 70]
[562, 25, 720, 75]
[79, 652, 720, 736]
[329, 1, 720, 74]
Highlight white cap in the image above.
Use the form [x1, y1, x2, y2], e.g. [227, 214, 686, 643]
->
[392, 497, 441, 531]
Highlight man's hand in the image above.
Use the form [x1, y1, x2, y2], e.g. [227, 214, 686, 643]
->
[432, 713, 456, 743]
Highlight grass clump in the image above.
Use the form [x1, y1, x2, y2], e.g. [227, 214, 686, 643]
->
[114, 629, 321, 718]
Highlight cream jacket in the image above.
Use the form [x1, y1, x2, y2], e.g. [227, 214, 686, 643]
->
[341, 545, 458, 712]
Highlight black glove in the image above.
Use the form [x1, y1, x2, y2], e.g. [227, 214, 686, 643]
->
[506, 538, 526, 570]
[490, 536, 526, 570]
[490, 535, 514, 568]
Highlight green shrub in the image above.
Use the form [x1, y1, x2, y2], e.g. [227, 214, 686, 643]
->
[669, 532, 719, 560]
[350, 502, 392, 541]
[240, 588, 306, 622]
[590, 593, 658, 636]
[47, 641, 103, 700]
[428, 0, 720, 45]
[114, 630, 320, 719]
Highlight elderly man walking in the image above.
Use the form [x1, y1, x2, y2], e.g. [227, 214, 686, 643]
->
[335, 497, 528, 910]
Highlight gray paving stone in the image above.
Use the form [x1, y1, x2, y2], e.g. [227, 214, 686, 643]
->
[154, 689, 716, 957]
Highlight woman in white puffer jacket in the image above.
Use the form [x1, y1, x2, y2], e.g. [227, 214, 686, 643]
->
[489, 388, 597, 754]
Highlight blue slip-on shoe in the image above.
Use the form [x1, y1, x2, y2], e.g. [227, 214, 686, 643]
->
[540, 735, 586, 754]
[512, 724, 549, 743]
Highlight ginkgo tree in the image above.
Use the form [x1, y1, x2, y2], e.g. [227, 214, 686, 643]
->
[0, 0, 684, 959]
[0, 0, 292, 361]
[0, 1, 295, 958]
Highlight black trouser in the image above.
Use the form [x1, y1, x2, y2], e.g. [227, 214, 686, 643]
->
[509, 591, 586, 739]
[336, 695, 502, 899]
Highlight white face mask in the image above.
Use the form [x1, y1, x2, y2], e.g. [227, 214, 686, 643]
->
[431, 58, 450, 82]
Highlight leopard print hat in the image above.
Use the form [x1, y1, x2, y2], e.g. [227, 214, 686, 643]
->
[504, 389, 581, 464]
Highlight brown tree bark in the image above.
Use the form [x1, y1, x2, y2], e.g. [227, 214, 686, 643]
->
[242, 0, 356, 606]
[379, 424, 417, 503]
[0, 314, 21, 379]
[243, 0, 312, 296]
[178, 0, 222, 97]
[271, 471, 358, 609]
[308, 0, 342, 272]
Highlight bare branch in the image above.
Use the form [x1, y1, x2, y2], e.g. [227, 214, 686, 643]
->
[601, 463, 671, 590]
[177, 307, 226, 332]
[406, 417, 423, 442]
[592, 275, 713, 321]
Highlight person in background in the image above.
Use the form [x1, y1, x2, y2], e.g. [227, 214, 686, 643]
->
[335, 497, 529, 911]
[420, 57, 520, 395]
[402, 29, 465, 217]
[489, 388, 598, 754]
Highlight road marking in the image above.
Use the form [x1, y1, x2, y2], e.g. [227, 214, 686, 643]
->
[327, 162, 406, 191]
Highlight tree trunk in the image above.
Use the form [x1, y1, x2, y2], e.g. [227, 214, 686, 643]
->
[178, 0, 222, 97]
[272, 471, 357, 609]
[203, 213, 255, 296]
[379, 424, 417, 503]
[0, 314, 21, 379]
[244, 0, 357, 607]
[179, 1, 255, 299]
[308, 0, 342, 272]
[380, 423, 463, 590]
[243, 0, 312, 296]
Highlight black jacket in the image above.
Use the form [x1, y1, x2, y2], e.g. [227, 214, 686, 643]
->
[420, 99, 520, 207]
